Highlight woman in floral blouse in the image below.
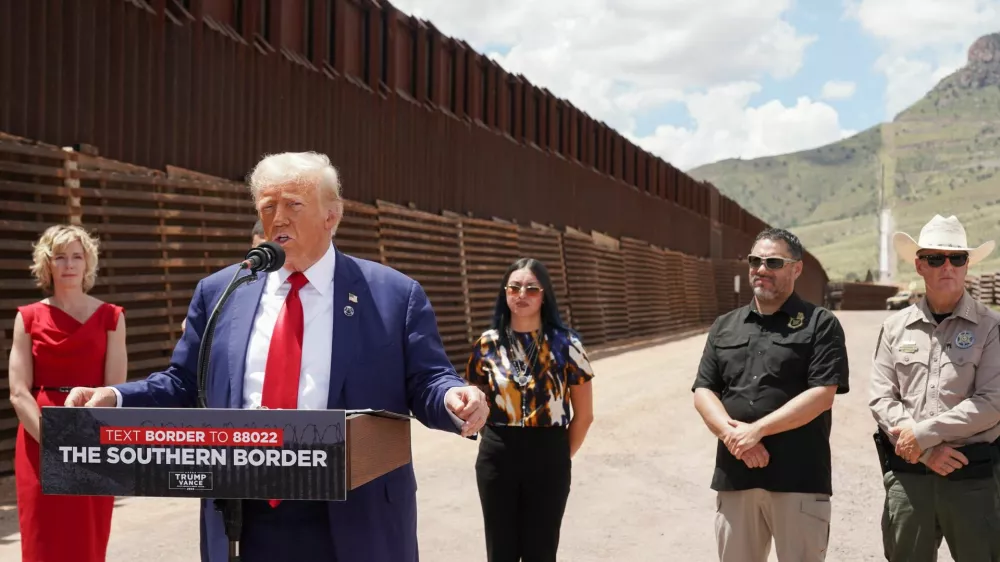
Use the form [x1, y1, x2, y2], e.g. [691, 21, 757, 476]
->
[465, 257, 595, 562]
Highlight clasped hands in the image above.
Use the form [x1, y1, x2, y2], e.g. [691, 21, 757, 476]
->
[889, 425, 922, 463]
[722, 419, 769, 469]
[889, 424, 969, 477]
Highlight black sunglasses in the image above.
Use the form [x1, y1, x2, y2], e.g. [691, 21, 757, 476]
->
[918, 253, 968, 268]
[747, 255, 799, 270]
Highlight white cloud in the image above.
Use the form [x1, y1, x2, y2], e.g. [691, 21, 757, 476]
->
[875, 53, 964, 117]
[846, 0, 1000, 51]
[847, 0, 1000, 118]
[630, 82, 855, 170]
[821, 80, 857, 100]
[389, 0, 844, 168]
[393, 0, 814, 95]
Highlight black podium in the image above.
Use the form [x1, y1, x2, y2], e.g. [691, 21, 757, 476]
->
[39, 406, 412, 500]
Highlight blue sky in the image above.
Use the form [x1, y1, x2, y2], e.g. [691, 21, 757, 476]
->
[626, 0, 892, 143]
[756, 0, 885, 133]
[391, 0, 999, 169]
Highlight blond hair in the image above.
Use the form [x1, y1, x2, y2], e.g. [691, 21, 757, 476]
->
[247, 151, 342, 205]
[247, 151, 345, 235]
[30, 224, 101, 293]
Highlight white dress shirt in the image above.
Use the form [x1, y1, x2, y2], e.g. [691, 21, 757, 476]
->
[242, 242, 336, 410]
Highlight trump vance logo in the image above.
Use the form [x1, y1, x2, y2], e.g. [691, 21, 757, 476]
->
[169, 471, 214, 491]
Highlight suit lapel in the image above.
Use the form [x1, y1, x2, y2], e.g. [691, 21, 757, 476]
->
[227, 270, 266, 408]
[328, 250, 366, 409]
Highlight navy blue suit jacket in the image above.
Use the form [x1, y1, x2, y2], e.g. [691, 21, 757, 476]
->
[114, 249, 467, 561]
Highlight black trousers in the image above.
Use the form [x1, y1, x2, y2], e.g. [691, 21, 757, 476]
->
[475, 424, 572, 562]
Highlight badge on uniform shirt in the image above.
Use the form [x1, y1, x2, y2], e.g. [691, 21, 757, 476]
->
[898, 341, 918, 354]
[955, 331, 975, 349]
[788, 312, 804, 329]
[349, 293, 358, 303]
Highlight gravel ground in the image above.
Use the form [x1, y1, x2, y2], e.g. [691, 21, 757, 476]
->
[0, 310, 958, 561]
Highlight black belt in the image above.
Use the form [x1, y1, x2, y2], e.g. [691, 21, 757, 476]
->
[874, 428, 1000, 480]
[31, 386, 74, 393]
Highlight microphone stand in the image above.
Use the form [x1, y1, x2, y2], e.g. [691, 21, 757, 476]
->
[196, 265, 259, 562]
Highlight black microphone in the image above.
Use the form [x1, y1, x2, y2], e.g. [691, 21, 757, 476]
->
[239, 241, 285, 273]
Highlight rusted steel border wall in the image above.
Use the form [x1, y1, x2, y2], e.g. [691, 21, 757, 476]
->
[825, 275, 1000, 311]
[0, 131, 764, 473]
[827, 282, 901, 310]
[0, 0, 826, 276]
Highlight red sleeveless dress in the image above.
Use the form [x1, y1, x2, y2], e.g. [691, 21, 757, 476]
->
[15, 301, 123, 562]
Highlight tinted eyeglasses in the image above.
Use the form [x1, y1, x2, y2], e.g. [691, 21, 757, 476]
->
[919, 253, 968, 268]
[506, 284, 543, 296]
[747, 255, 799, 270]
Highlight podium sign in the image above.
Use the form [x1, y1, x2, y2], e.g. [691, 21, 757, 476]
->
[40, 407, 412, 501]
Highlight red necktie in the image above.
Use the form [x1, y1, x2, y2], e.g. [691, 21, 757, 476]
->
[260, 272, 308, 508]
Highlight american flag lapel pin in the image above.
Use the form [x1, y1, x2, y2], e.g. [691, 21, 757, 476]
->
[344, 292, 357, 317]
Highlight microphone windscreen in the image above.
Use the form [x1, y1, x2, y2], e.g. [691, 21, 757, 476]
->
[257, 241, 285, 272]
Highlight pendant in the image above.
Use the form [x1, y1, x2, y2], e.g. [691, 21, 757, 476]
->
[515, 375, 530, 386]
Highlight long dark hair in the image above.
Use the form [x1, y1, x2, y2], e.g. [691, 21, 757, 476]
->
[491, 257, 576, 350]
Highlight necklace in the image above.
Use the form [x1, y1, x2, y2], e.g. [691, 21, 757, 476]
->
[508, 329, 540, 387]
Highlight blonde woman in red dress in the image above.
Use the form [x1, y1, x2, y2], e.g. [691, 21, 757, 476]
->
[8, 224, 128, 562]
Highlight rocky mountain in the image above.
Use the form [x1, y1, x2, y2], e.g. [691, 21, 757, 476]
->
[690, 33, 1000, 283]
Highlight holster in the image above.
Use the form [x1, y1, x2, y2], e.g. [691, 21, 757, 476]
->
[873, 430, 891, 475]
[873, 428, 998, 481]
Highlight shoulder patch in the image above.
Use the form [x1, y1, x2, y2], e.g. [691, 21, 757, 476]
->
[955, 331, 975, 349]
[788, 311, 805, 329]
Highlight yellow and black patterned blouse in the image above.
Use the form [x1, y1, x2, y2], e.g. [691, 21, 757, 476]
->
[465, 328, 595, 427]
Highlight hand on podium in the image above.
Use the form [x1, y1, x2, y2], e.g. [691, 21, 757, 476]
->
[64, 387, 118, 408]
[445, 385, 489, 437]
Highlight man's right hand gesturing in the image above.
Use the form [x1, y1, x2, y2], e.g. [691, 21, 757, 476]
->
[64, 387, 118, 408]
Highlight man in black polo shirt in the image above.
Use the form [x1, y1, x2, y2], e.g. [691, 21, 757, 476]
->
[692, 228, 850, 562]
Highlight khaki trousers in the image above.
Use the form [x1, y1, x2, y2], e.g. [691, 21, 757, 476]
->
[715, 488, 831, 562]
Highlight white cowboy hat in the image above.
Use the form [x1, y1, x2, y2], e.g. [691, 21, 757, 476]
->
[892, 214, 995, 266]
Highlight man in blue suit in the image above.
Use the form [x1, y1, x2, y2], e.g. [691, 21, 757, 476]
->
[66, 151, 490, 561]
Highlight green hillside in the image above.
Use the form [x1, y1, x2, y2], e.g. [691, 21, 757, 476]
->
[690, 33, 1000, 283]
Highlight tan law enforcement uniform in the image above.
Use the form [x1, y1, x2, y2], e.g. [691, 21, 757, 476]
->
[870, 291, 1000, 562]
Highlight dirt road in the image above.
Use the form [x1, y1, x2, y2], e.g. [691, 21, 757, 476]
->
[0, 310, 957, 561]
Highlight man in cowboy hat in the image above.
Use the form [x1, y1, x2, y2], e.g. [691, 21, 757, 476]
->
[869, 214, 1000, 562]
